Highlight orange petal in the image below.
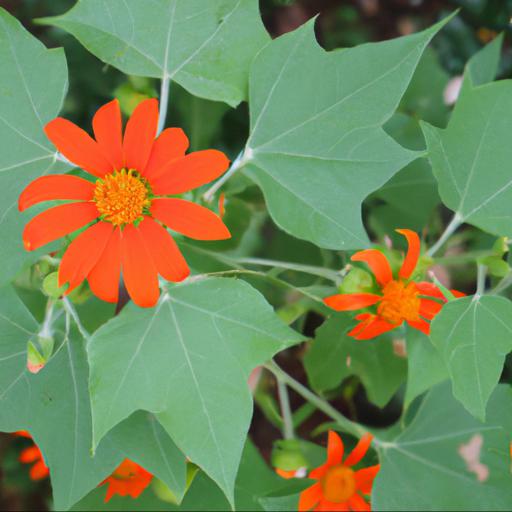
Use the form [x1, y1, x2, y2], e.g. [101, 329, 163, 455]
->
[151, 150, 230, 195]
[309, 463, 329, 480]
[347, 494, 370, 511]
[88, 228, 122, 303]
[407, 318, 430, 335]
[354, 464, 380, 495]
[344, 433, 373, 467]
[326, 430, 344, 466]
[348, 314, 375, 338]
[22, 202, 99, 251]
[58, 222, 113, 294]
[19, 175, 94, 212]
[123, 98, 158, 172]
[44, 117, 112, 177]
[20, 445, 41, 463]
[396, 229, 420, 279]
[121, 224, 160, 308]
[323, 293, 381, 311]
[419, 298, 442, 320]
[416, 281, 465, 301]
[29, 459, 49, 481]
[151, 198, 231, 240]
[317, 500, 349, 511]
[138, 218, 190, 283]
[350, 316, 396, 340]
[351, 249, 392, 286]
[93, 99, 124, 171]
[142, 127, 189, 179]
[298, 482, 323, 512]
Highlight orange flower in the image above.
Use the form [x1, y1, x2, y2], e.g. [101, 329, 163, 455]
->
[324, 229, 461, 339]
[100, 459, 153, 503]
[19, 99, 231, 308]
[299, 431, 379, 512]
[15, 431, 49, 481]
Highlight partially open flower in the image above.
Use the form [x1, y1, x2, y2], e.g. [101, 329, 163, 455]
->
[100, 459, 153, 503]
[299, 431, 379, 511]
[19, 98, 231, 308]
[15, 431, 49, 481]
[324, 229, 463, 339]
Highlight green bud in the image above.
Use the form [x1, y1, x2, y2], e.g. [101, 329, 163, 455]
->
[42, 272, 67, 299]
[271, 439, 308, 472]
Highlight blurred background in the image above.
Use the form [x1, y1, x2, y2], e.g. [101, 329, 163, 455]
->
[1, 0, 511, 510]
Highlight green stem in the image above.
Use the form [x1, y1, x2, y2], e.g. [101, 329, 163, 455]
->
[203, 150, 247, 203]
[427, 213, 463, 257]
[276, 379, 295, 440]
[476, 263, 487, 296]
[264, 361, 368, 439]
[491, 272, 512, 295]
[62, 298, 89, 339]
[435, 250, 491, 266]
[235, 257, 342, 284]
[158, 74, 170, 135]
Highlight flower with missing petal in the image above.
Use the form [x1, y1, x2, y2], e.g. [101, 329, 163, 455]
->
[100, 459, 153, 503]
[15, 431, 49, 481]
[324, 229, 462, 339]
[19, 98, 231, 307]
[299, 431, 379, 512]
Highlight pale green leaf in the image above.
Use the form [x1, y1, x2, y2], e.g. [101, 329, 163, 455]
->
[242, 16, 452, 250]
[430, 295, 512, 420]
[0, 286, 121, 510]
[42, 0, 269, 107]
[404, 329, 448, 409]
[0, 8, 68, 283]
[466, 33, 503, 87]
[422, 79, 512, 238]
[304, 315, 407, 407]
[373, 383, 512, 510]
[88, 277, 302, 506]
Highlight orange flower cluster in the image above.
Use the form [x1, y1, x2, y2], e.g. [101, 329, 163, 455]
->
[299, 431, 379, 511]
[100, 459, 153, 503]
[15, 431, 49, 481]
[324, 229, 463, 339]
[20, 99, 231, 308]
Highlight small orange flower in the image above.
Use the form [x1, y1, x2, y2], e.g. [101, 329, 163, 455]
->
[324, 229, 462, 339]
[15, 431, 49, 481]
[299, 431, 379, 512]
[19, 98, 231, 308]
[100, 459, 153, 503]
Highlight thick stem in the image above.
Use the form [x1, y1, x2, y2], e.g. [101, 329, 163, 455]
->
[203, 150, 246, 203]
[264, 361, 368, 439]
[427, 213, 463, 257]
[476, 263, 487, 296]
[158, 75, 171, 135]
[277, 379, 295, 440]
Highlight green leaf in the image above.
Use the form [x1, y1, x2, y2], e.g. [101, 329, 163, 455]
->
[88, 277, 302, 506]
[108, 411, 187, 503]
[304, 315, 407, 407]
[404, 329, 448, 409]
[0, 8, 68, 283]
[373, 383, 512, 510]
[242, 16, 452, 250]
[0, 286, 121, 510]
[73, 441, 283, 511]
[422, 79, 512, 239]
[430, 295, 512, 420]
[42, 0, 270, 107]
[466, 33, 503, 87]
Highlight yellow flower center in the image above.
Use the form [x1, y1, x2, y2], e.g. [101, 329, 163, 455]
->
[94, 169, 151, 226]
[321, 465, 356, 503]
[377, 280, 420, 325]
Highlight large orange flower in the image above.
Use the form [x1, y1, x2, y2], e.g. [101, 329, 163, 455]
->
[324, 229, 461, 339]
[19, 99, 231, 307]
[100, 459, 153, 503]
[299, 431, 379, 512]
[15, 431, 49, 481]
